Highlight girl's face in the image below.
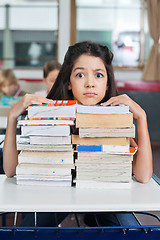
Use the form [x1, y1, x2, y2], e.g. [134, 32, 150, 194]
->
[0, 80, 17, 96]
[69, 54, 108, 105]
[44, 69, 59, 92]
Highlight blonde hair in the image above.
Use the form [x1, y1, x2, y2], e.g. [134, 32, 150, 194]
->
[0, 69, 18, 88]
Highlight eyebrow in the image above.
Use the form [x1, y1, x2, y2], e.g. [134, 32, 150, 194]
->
[73, 67, 85, 72]
[73, 67, 106, 73]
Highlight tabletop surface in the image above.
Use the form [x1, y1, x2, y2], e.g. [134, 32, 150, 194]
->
[0, 175, 160, 213]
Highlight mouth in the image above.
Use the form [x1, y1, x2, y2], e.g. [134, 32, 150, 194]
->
[84, 92, 97, 97]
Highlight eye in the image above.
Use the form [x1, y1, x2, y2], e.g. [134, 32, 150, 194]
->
[96, 73, 103, 78]
[76, 73, 84, 78]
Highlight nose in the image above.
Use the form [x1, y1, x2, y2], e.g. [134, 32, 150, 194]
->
[84, 76, 95, 88]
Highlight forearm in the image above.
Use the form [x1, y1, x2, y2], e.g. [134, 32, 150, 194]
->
[132, 113, 153, 183]
[3, 114, 18, 177]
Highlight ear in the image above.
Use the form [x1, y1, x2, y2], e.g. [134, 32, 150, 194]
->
[68, 82, 72, 90]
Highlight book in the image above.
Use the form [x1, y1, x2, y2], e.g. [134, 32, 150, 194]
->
[17, 143, 73, 152]
[76, 144, 129, 153]
[16, 174, 72, 180]
[16, 163, 75, 176]
[28, 100, 77, 118]
[16, 179, 72, 186]
[76, 146, 136, 155]
[79, 125, 135, 138]
[16, 174, 72, 186]
[21, 125, 70, 136]
[18, 150, 73, 164]
[30, 135, 71, 145]
[76, 180, 132, 189]
[76, 170, 132, 182]
[77, 104, 130, 114]
[77, 152, 133, 163]
[72, 134, 129, 146]
[18, 118, 75, 126]
[76, 113, 133, 128]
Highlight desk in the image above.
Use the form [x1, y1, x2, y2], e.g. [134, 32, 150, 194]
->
[0, 175, 160, 213]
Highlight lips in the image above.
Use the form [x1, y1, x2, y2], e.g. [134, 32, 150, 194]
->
[84, 92, 97, 97]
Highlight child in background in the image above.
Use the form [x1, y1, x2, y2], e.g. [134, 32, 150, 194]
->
[35, 60, 61, 97]
[3, 41, 153, 227]
[0, 69, 26, 98]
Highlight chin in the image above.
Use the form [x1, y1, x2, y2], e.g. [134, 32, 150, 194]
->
[80, 99, 99, 106]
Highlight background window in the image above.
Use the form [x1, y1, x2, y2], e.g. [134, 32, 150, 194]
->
[76, 0, 151, 68]
[1, 2, 58, 68]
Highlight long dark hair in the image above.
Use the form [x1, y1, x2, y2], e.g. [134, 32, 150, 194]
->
[47, 41, 118, 103]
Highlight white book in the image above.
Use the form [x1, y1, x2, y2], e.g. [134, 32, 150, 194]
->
[17, 143, 73, 152]
[18, 119, 75, 126]
[17, 179, 72, 187]
[76, 180, 132, 189]
[79, 125, 135, 138]
[18, 150, 73, 164]
[21, 125, 70, 136]
[16, 175, 72, 181]
[77, 153, 133, 163]
[30, 135, 71, 145]
[16, 163, 75, 176]
[76, 174, 132, 182]
[28, 105, 77, 118]
[77, 104, 130, 114]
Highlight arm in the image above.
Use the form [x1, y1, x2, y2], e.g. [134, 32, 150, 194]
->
[101, 94, 153, 183]
[3, 94, 53, 177]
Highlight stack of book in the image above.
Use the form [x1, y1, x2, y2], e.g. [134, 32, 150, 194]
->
[16, 100, 77, 186]
[74, 104, 136, 189]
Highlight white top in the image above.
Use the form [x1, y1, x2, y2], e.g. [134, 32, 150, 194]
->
[0, 175, 160, 212]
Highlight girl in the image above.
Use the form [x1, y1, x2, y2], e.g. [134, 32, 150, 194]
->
[35, 60, 61, 97]
[0, 69, 26, 98]
[3, 41, 152, 226]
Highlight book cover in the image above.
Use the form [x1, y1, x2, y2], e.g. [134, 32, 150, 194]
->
[79, 125, 135, 138]
[76, 113, 133, 128]
[21, 125, 70, 136]
[28, 100, 77, 118]
[72, 134, 129, 146]
[77, 104, 130, 114]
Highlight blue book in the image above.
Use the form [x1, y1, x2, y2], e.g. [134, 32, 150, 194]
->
[76, 144, 130, 153]
[77, 145, 102, 152]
